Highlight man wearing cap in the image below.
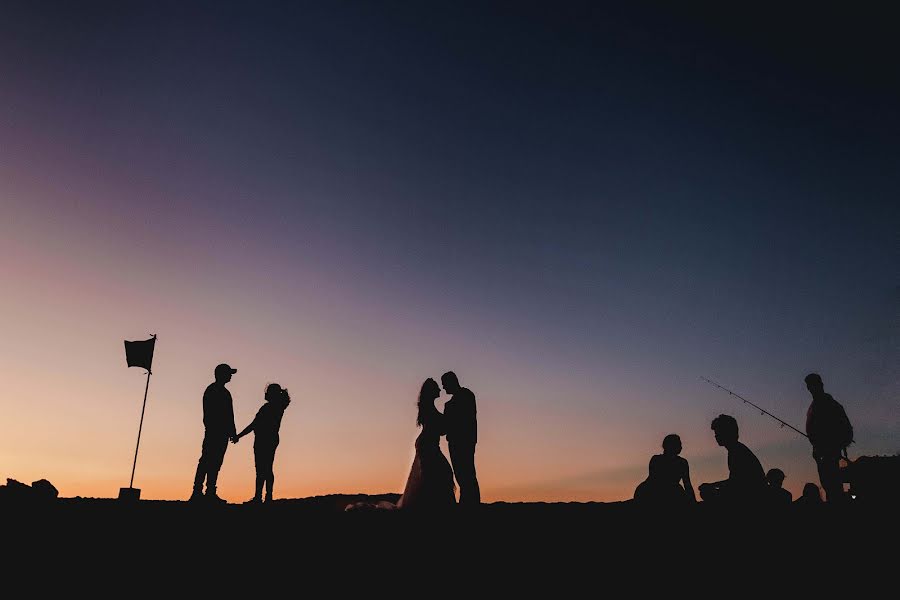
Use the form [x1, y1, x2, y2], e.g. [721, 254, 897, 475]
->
[191, 363, 238, 503]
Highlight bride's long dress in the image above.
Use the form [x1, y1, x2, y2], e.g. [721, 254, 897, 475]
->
[344, 406, 456, 512]
[396, 407, 456, 510]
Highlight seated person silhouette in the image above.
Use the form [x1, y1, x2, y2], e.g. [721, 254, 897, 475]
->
[765, 468, 793, 507]
[698, 414, 766, 506]
[793, 482, 824, 507]
[633, 434, 696, 506]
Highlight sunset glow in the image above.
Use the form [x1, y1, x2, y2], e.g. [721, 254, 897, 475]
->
[1, 3, 897, 504]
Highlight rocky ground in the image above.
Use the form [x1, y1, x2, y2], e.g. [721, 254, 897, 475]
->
[1, 491, 894, 595]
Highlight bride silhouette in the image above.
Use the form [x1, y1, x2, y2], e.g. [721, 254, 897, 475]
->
[347, 378, 456, 511]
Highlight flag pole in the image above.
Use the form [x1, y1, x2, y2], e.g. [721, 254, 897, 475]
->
[129, 366, 152, 489]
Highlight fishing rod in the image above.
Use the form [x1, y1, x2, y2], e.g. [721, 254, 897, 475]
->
[700, 376, 808, 439]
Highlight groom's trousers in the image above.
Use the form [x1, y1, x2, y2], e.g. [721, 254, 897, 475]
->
[449, 442, 481, 506]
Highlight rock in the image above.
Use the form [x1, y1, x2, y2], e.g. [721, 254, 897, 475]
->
[0, 478, 33, 502]
[5, 478, 30, 491]
[31, 479, 59, 499]
[0, 478, 59, 504]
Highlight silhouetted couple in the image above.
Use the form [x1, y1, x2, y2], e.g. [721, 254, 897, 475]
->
[191, 364, 291, 504]
[347, 371, 480, 512]
[635, 419, 769, 508]
[396, 371, 480, 510]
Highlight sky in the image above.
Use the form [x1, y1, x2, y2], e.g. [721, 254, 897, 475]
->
[1, 2, 898, 503]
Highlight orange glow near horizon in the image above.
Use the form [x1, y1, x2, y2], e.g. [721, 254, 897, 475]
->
[0, 173, 889, 505]
[3, 0, 899, 511]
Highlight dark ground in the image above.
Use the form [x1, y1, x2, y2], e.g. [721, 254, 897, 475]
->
[2, 494, 895, 594]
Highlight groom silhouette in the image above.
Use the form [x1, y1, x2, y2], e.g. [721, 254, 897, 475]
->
[441, 371, 481, 507]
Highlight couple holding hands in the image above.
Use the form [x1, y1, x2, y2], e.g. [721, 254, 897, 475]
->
[191, 364, 480, 509]
[191, 363, 290, 504]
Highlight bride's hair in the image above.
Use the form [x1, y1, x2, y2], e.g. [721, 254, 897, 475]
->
[416, 378, 439, 427]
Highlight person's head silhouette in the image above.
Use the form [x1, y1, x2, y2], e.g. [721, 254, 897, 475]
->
[804, 372, 825, 397]
[416, 378, 441, 427]
[214, 363, 237, 384]
[710, 414, 739, 448]
[265, 383, 290, 407]
[440, 371, 461, 395]
[662, 434, 682, 456]
[801, 482, 823, 502]
[421, 378, 440, 400]
[766, 468, 786, 488]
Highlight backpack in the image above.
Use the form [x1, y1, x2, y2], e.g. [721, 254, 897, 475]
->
[835, 401, 854, 452]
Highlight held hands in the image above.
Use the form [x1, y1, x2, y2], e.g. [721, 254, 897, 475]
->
[231, 435, 240, 444]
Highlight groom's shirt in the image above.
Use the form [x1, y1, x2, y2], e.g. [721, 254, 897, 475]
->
[445, 387, 477, 445]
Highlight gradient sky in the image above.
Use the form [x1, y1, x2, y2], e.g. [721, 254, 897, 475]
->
[1, 2, 898, 503]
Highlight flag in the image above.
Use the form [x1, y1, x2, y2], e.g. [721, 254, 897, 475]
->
[124, 335, 156, 372]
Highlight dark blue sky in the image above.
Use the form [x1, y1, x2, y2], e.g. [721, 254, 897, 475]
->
[1, 2, 897, 500]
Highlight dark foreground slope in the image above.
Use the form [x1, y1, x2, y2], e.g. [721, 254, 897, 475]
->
[2, 495, 895, 594]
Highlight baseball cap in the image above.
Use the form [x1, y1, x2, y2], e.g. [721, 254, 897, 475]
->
[215, 363, 237, 376]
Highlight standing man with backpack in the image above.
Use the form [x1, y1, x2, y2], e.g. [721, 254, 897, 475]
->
[804, 373, 853, 504]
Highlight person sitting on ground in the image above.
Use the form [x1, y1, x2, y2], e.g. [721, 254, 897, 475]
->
[793, 482, 824, 508]
[765, 468, 793, 507]
[698, 414, 766, 506]
[634, 434, 696, 506]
